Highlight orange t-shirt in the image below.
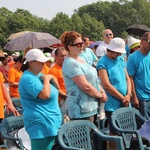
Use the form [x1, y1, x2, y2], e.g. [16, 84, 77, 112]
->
[8, 61, 15, 68]
[8, 67, 22, 98]
[41, 63, 50, 75]
[49, 64, 66, 100]
[0, 72, 5, 118]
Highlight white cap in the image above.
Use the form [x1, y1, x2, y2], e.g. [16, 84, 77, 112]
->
[25, 49, 49, 63]
[107, 37, 126, 53]
[127, 36, 140, 49]
[12, 51, 20, 57]
[44, 52, 54, 62]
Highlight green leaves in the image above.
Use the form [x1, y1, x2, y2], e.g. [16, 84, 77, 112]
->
[0, 0, 150, 49]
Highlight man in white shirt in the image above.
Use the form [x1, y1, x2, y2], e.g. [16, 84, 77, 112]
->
[96, 29, 113, 59]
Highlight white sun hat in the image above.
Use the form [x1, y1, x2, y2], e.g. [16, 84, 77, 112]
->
[25, 49, 49, 63]
[107, 37, 126, 53]
[127, 36, 140, 49]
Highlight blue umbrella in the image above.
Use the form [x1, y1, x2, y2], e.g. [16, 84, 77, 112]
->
[89, 41, 102, 49]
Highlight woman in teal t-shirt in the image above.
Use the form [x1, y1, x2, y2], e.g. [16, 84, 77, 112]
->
[97, 37, 131, 149]
[19, 49, 62, 150]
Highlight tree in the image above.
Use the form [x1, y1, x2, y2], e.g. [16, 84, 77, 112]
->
[132, 0, 150, 26]
[80, 14, 105, 41]
[49, 12, 73, 38]
[71, 14, 84, 34]
[1, 0, 150, 48]
[0, 7, 13, 48]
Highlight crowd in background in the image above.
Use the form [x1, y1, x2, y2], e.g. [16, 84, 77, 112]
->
[0, 30, 150, 150]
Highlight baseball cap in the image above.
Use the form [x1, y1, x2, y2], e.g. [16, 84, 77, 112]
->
[25, 49, 49, 63]
[107, 37, 126, 53]
[12, 51, 20, 57]
[44, 52, 54, 62]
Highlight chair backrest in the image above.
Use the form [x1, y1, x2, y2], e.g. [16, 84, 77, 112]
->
[58, 120, 125, 150]
[144, 101, 150, 120]
[1, 116, 24, 134]
[58, 120, 92, 150]
[0, 116, 24, 150]
[5, 98, 23, 118]
[111, 107, 146, 149]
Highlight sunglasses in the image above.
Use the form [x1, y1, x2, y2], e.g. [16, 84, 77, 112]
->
[71, 42, 84, 48]
[136, 46, 140, 48]
[143, 39, 150, 44]
[106, 33, 113, 37]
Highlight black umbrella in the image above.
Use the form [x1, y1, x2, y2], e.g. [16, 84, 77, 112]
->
[125, 24, 150, 37]
[3, 32, 60, 51]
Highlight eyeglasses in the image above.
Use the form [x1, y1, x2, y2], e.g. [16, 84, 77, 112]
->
[143, 39, 150, 44]
[70, 42, 84, 48]
[106, 33, 113, 37]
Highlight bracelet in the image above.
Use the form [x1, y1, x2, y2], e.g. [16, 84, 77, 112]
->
[127, 93, 132, 97]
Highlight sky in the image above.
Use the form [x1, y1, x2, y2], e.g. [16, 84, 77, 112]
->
[0, 0, 113, 20]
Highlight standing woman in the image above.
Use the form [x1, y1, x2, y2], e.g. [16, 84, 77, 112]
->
[60, 31, 107, 122]
[96, 37, 131, 149]
[19, 49, 62, 150]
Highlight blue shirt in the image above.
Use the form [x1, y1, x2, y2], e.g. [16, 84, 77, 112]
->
[97, 55, 127, 111]
[127, 50, 150, 100]
[62, 57, 99, 119]
[19, 70, 62, 139]
[79, 48, 98, 66]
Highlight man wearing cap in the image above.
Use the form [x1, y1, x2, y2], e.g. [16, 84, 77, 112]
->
[96, 29, 114, 59]
[127, 32, 150, 116]
[127, 36, 141, 54]
[97, 37, 131, 149]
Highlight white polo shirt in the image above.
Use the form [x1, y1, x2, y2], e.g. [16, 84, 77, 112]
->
[96, 41, 108, 57]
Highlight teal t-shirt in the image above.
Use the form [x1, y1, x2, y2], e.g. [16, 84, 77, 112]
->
[127, 50, 150, 100]
[62, 57, 99, 119]
[79, 48, 98, 66]
[97, 55, 127, 111]
[19, 70, 62, 139]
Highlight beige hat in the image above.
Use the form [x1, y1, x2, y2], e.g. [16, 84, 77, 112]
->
[107, 37, 126, 53]
[127, 36, 140, 49]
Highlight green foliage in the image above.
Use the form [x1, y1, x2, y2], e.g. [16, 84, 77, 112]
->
[0, 0, 150, 48]
[71, 14, 84, 33]
[49, 12, 73, 39]
[80, 14, 105, 41]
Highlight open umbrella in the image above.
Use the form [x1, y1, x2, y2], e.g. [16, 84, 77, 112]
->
[3, 32, 60, 51]
[89, 41, 102, 49]
[125, 24, 150, 37]
[7, 31, 31, 40]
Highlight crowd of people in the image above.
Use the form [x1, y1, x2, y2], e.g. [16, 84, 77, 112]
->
[0, 30, 150, 150]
